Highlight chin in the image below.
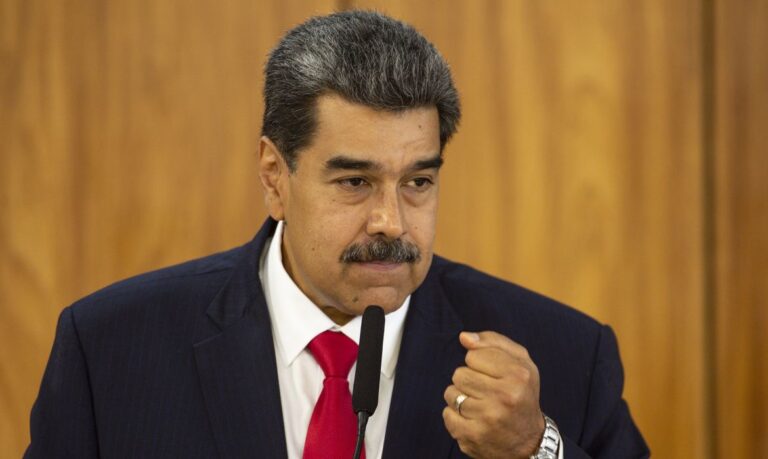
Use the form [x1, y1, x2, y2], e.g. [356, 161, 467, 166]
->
[341, 287, 408, 316]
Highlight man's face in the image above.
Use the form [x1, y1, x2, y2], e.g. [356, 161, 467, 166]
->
[259, 94, 442, 323]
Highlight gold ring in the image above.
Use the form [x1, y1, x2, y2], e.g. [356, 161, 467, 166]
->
[454, 393, 468, 415]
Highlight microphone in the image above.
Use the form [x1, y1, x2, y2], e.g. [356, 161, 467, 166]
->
[351, 305, 385, 459]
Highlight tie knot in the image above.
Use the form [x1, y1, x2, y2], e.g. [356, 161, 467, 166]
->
[307, 331, 358, 378]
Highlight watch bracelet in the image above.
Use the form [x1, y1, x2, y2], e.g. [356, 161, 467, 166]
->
[529, 414, 560, 459]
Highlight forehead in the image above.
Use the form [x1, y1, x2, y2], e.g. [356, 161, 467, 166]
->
[300, 94, 441, 171]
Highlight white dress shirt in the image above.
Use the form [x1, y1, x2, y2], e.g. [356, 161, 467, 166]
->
[259, 221, 409, 459]
[259, 221, 564, 459]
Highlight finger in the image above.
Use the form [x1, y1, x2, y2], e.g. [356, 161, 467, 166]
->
[443, 407, 477, 457]
[451, 365, 497, 398]
[442, 404, 480, 441]
[443, 384, 455, 407]
[443, 385, 476, 417]
[460, 331, 530, 359]
[442, 406, 461, 439]
[465, 347, 535, 379]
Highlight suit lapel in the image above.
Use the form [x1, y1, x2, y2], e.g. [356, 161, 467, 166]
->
[192, 221, 465, 458]
[193, 219, 288, 459]
[383, 266, 466, 458]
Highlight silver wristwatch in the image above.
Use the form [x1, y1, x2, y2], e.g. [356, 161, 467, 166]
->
[530, 415, 561, 459]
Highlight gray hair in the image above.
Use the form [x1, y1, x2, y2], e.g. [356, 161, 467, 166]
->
[261, 10, 461, 171]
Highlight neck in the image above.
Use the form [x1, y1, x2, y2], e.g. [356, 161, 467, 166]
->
[320, 305, 355, 326]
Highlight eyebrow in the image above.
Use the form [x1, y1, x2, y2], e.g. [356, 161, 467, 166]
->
[412, 155, 444, 171]
[324, 153, 443, 173]
[325, 156, 380, 171]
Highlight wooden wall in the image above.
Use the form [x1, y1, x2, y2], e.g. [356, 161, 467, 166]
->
[713, 0, 768, 457]
[1, 1, 765, 458]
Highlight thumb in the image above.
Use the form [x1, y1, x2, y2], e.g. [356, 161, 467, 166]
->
[459, 331, 481, 350]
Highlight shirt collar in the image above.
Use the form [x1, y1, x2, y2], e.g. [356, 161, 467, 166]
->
[260, 220, 408, 379]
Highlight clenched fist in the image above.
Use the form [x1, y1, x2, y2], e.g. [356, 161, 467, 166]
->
[443, 331, 546, 459]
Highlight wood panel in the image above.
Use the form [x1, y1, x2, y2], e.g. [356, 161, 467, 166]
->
[0, 1, 335, 456]
[8, 2, 766, 459]
[713, 0, 768, 457]
[350, 1, 706, 457]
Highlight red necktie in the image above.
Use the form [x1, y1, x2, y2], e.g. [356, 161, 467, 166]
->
[303, 331, 364, 459]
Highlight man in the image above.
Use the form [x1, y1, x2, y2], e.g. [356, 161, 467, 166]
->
[26, 11, 648, 459]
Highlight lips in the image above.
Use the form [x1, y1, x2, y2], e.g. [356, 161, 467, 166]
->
[356, 261, 404, 272]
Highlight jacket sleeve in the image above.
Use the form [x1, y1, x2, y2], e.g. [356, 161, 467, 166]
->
[563, 325, 649, 458]
[25, 306, 100, 458]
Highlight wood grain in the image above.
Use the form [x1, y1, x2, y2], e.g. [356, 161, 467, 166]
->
[0, 1, 335, 456]
[2, 1, 766, 458]
[713, 0, 768, 457]
[350, 1, 706, 457]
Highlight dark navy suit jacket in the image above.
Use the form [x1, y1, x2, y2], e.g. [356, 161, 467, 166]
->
[26, 219, 649, 458]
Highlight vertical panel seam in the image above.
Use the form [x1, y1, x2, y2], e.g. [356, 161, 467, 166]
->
[701, 0, 717, 457]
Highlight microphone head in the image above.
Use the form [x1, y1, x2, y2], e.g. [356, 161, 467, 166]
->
[352, 305, 385, 415]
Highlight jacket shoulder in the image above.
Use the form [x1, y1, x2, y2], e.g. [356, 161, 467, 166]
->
[68, 244, 247, 332]
[429, 255, 602, 335]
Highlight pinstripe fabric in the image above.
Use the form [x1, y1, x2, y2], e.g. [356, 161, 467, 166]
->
[26, 218, 648, 458]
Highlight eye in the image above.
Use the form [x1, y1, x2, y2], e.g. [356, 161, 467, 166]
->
[337, 177, 369, 189]
[406, 177, 434, 189]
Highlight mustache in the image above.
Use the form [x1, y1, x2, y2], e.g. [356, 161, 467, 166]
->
[340, 238, 421, 264]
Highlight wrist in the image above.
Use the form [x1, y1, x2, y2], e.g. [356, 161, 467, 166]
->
[529, 414, 561, 459]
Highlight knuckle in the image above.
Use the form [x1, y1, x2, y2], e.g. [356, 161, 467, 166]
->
[489, 348, 505, 365]
[460, 435, 474, 448]
[463, 426, 483, 445]
[519, 346, 531, 359]
[499, 385, 523, 407]
[443, 409, 458, 434]
[451, 368, 461, 385]
[478, 330, 496, 342]
[515, 365, 533, 384]
[457, 366, 471, 379]
[452, 366, 467, 386]
[457, 441, 473, 455]
[445, 427, 458, 440]
[484, 409, 504, 428]
[530, 362, 540, 381]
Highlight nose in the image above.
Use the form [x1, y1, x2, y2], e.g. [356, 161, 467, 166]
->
[366, 185, 406, 240]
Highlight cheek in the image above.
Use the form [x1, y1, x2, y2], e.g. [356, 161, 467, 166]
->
[305, 213, 363, 260]
[410, 207, 438, 245]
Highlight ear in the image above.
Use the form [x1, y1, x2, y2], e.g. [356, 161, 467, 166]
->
[258, 136, 289, 221]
